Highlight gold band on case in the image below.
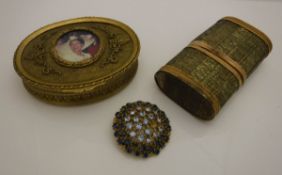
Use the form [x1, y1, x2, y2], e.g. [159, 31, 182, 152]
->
[160, 65, 221, 116]
[188, 40, 247, 86]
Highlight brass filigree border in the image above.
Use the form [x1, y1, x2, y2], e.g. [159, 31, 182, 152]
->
[23, 61, 138, 105]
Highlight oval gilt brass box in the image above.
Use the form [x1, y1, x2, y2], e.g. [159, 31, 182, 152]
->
[14, 17, 140, 105]
[155, 17, 272, 120]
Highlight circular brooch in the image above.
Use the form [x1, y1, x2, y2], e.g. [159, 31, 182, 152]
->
[113, 101, 171, 158]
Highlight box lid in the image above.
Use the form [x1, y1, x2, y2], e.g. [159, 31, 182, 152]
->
[14, 17, 140, 105]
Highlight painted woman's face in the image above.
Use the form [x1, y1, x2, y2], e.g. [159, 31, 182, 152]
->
[55, 30, 100, 64]
[69, 40, 83, 55]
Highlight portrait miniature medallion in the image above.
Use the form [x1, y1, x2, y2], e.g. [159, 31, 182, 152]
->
[54, 30, 103, 67]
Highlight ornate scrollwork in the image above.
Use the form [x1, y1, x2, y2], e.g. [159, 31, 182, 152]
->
[24, 34, 62, 76]
[97, 26, 130, 67]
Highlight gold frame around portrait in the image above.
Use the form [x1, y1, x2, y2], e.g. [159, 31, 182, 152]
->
[52, 27, 106, 68]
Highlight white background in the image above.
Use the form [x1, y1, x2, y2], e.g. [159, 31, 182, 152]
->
[0, 0, 282, 175]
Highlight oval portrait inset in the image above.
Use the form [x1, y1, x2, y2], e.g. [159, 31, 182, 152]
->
[55, 30, 101, 67]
